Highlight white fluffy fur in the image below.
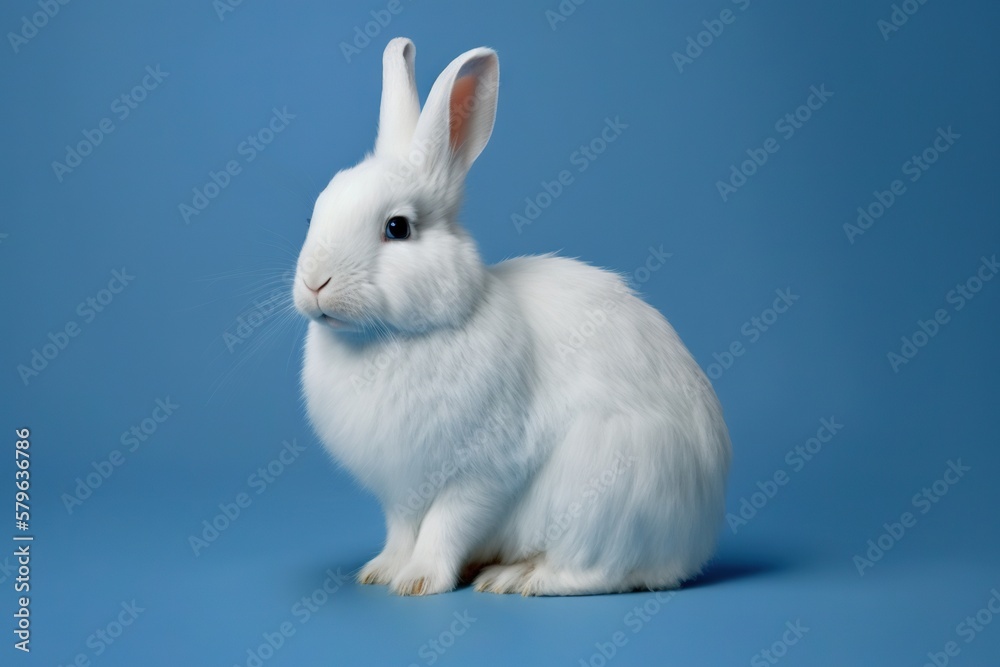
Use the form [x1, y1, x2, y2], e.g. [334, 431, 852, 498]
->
[293, 38, 731, 596]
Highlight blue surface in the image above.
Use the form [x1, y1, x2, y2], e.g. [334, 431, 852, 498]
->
[3, 0, 999, 665]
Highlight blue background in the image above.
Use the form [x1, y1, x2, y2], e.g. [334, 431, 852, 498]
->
[2, 0, 999, 665]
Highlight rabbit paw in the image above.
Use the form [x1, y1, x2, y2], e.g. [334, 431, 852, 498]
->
[391, 560, 456, 596]
[358, 551, 407, 586]
[473, 561, 536, 594]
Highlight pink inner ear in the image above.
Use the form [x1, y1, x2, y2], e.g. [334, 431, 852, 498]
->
[449, 75, 478, 151]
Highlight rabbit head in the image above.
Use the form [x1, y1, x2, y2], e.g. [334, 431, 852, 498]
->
[293, 38, 500, 336]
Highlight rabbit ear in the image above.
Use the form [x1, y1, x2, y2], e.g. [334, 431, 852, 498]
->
[375, 38, 420, 159]
[411, 47, 499, 177]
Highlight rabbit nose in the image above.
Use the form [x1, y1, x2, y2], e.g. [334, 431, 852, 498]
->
[304, 277, 331, 294]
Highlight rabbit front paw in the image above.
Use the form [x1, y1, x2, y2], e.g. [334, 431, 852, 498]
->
[390, 559, 456, 596]
[357, 551, 408, 586]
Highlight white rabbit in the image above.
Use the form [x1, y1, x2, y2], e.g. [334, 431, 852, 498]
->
[293, 38, 731, 596]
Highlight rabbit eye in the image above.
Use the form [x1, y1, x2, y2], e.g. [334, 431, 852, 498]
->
[385, 216, 411, 240]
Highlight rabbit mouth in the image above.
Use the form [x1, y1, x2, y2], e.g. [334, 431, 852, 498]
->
[319, 313, 352, 330]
